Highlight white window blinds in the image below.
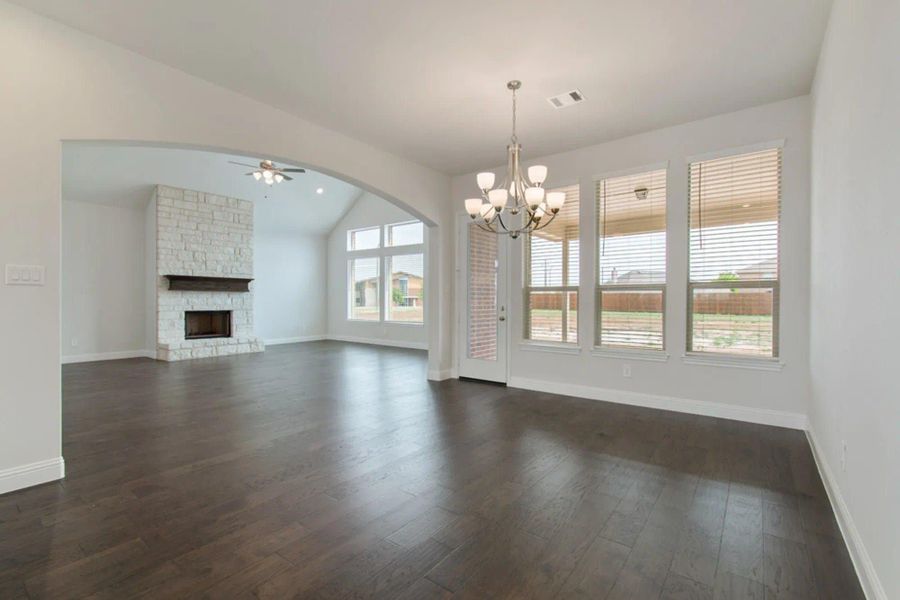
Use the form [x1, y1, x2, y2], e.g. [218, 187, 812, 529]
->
[596, 168, 667, 350]
[688, 147, 781, 357]
[524, 184, 580, 344]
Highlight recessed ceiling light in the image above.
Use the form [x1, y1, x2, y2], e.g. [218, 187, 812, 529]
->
[316, 187, 324, 194]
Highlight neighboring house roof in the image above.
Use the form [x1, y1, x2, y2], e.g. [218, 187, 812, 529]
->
[611, 269, 666, 284]
[736, 257, 778, 280]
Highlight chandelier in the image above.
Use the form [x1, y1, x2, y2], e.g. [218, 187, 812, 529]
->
[463, 80, 566, 238]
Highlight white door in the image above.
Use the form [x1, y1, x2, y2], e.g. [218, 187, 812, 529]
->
[457, 214, 508, 383]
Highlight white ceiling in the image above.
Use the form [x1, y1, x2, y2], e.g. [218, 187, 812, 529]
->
[24, 0, 831, 174]
[62, 144, 364, 235]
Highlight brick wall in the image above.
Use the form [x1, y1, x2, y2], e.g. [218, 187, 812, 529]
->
[155, 185, 263, 361]
[467, 224, 498, 360]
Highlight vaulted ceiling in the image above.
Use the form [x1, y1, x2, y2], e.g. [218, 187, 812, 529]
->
[62, 144, 364, 235]
[20, 0, 832, 174]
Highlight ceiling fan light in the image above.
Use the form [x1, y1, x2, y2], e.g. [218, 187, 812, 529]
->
[274, 173, 284, 183]
[524, 187, 544, 208]
[527, 165, 548, 185]
[465, 198, 483, 216]
[488, 189, 508, 209]
[476, 172, 496, 190]
[253, 171, 262, 181]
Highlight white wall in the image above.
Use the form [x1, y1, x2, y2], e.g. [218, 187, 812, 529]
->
[61, 201, 150, 362]
[451, 96, 811, 427]
[0, 0, 450, 492]
[254, 232, 328, 344]
[327, 192, 428, 349]
[809, 0, 899, 597]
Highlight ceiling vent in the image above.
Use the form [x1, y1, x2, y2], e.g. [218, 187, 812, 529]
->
[547, 89, 585, 109]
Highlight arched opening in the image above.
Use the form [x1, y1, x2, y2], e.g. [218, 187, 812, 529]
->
[59, 140, 440, 371]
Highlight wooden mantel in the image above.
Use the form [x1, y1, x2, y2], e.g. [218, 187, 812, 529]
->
[164, 275, 253, 292]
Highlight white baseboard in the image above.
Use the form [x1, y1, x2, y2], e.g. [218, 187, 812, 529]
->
[265, 335, 326, 346]
[428, 368, 455, 381]
[507, 376, 808, 430]
[806, 428, 887, 600]
[0, 457, 65, 495]
[326, 335, 428, 351]
[61, 349, 156, 364]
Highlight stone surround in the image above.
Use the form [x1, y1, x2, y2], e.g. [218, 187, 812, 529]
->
[155, 185, 263, 361]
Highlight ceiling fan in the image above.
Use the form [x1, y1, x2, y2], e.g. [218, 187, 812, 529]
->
[229, 159, 305, 185]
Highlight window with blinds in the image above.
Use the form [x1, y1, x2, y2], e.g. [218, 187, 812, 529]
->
[524, 184, 580, 344]
[596, 168, 667, 350]
[688, 146, 781, 357]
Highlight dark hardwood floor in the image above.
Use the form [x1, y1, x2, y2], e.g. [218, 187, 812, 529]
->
[1, 342, 863, 599]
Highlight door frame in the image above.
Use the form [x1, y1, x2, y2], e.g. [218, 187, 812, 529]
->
[455, 213, 510, 383]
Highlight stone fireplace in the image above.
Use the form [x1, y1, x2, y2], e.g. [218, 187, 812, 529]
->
[154, 185, 264, 361]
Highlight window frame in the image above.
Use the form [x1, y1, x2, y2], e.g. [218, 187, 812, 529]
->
[593, 163, 669, 354]
[522, 182, 580, 346]
[347, 225, 381, 252]
[345, 220, 426, 326]
[384, 220, 424, 248]
[684, 141, 783, 361]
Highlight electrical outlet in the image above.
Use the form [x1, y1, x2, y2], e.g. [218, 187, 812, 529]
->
[623, 364, 632, 378]
[841, 440, 847, 472]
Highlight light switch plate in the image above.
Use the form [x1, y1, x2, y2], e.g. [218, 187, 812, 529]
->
[5, 264, 45, 286]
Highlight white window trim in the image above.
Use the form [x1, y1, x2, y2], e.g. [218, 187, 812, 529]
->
[592, 160, 670, 183]
[685, 143, 783, 360]
[347, 221, 425, 325]
[384, 220, 425, 248]
[346, 225, 382, 252]
[519, 341, 583, 355]
[682, 352, 784, 372]
[591, 347, 670, 362]
[594, 166, 669, 352]
[684, 139, 784, 165]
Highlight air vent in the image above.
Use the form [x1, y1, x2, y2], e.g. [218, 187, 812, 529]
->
[547, 89, 585, 109]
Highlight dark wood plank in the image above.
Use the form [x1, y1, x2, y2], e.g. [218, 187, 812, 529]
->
[0, 341, 863, 599]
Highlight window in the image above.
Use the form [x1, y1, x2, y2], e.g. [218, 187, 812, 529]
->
[524, 184, 580, 344]
[349, 257, 380, 320]
[346, 219, 425, 324]
[386, 221, 424, 246]
[596, 168, 667, 350]
[387, 253, 424, 323]
[347, 226, 380, 251]
[688, 147, 781, 357]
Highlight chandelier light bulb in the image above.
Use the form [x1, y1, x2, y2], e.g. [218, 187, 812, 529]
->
[488, 189, 508, 209]
[527, 165, 548, 185]
[465, 198, 483, 216]
[546, 191, 566, 212]
[253, 171, 262, 181]
[476, 172, 496, 190]
[534, 205, 547, 220]
[524, 187, 545, 208]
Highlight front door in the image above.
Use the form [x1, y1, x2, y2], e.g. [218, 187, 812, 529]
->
[457, 214, 508, 383]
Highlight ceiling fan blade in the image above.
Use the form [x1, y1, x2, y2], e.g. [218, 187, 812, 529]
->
[244, 172, 256, 176]
[281, 168, 306, 173]
[281, 174, 293, 181]
[229, 161, 259, 168]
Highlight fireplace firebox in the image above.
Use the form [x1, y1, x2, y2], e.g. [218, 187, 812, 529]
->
[185, 310, 232, 340]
